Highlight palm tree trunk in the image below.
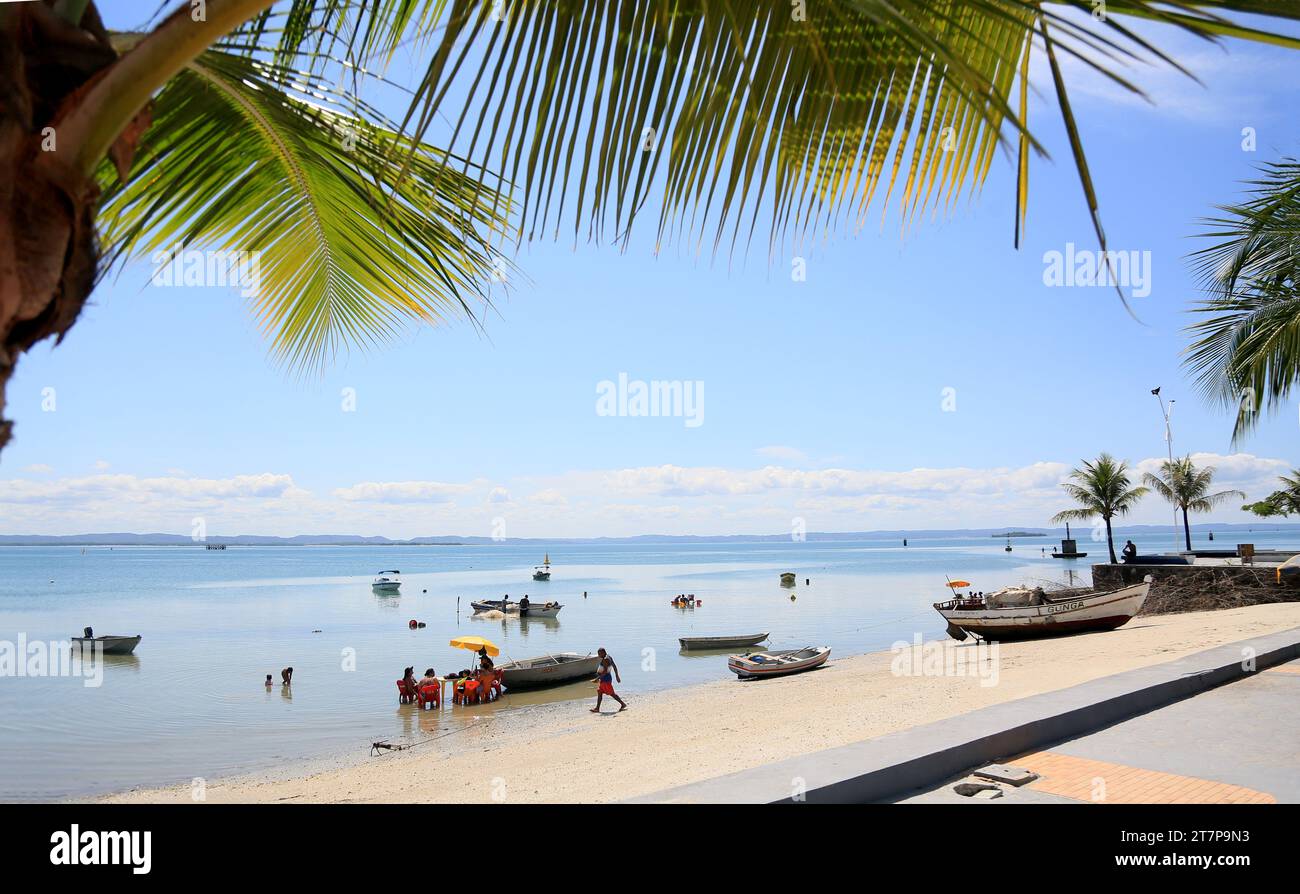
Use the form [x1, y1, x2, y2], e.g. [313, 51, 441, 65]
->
[1105, 515, 1117, 564]
[0, 2, 116, 450]
[0, 0, 274, 451]
[1182, 506, 1192, 552]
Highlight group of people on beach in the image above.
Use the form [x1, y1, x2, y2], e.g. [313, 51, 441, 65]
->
[394, 646, 627, 713]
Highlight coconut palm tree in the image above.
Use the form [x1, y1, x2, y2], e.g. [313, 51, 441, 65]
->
[4, 2, 1300, 452]
[1141, 456, 1246, 551]
[1184, 159, 1300, 442]
[1052, 454, 1148, 564]
[1243, 468, 1300, 517]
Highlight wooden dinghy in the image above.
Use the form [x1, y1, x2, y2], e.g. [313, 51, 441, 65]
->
[728, 645, 830, 679]
[679, 632, 768, 651]
[470, 599, 563, 618]
[934, 576, 1151, 641]
[497, 652, 599, 689]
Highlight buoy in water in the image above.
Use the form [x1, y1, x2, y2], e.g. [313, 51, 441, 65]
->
[408, 619, 418, 629]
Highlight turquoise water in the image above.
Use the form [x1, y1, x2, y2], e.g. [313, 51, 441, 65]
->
[0, 530, 1293, 801]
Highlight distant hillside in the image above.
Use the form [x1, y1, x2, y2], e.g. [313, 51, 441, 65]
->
[0, 522, 1296, 547]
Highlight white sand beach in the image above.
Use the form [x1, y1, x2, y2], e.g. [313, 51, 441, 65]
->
[102, 604, 1300, 804]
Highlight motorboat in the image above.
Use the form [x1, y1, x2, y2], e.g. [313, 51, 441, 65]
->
[728, 645, 830, 679]
[934, 576, 1151, 641]
[532, 554, 552, 581]
[71, 634, 142, 655]
[372, 570, 402, 592]
[497, 652, 599, 689]
[679, 632, 768, 650]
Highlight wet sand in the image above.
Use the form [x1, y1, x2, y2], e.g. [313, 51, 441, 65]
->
[101, 604, 1300, 803]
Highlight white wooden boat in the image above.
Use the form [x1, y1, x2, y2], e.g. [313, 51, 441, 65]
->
[532, 554, 552, 581]
[371, 570, 401, 592]
[934, 577, 1151, 641]
[680, 632, 768, 650]
[71, 635, 141, 655]
[497, 652, 598, 689]
[729, 645, 830, 679]
[470, 598, 563, 618]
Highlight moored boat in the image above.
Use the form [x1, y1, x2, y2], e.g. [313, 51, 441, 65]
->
[371, 570, 401, 592]
[470, 598, 563, 618]
[532, 554, 552, 581]
[71, 634, 142, 655]
[728, 645, 830, 679]
[497, 652, 599, 689]
[779, 572, 797, 586]
[934, 576, 1151, 641]
[680, 632, 768, 650]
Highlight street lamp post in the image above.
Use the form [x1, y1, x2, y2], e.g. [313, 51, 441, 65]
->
[1151, 387, 1181, 552]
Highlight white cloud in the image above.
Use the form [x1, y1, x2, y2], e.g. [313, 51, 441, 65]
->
[23, 464, 52, 474]
[332, 481, 472, 503]
[0, 473, 295, 505]
[0, 454, 1289, 538]
[528, 489, 568, 506]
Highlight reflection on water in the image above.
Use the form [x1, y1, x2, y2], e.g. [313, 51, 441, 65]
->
[1, 531, 1294, 800]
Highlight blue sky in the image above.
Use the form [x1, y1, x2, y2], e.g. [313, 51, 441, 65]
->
[1, 4, 1298, 537]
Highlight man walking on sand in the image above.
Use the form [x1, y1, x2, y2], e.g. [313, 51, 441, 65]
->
[591, 647, 627, 713]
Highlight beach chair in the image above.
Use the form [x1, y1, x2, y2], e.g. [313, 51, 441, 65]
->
[396, 678, 418, 704]
[417, 681, 440, 710]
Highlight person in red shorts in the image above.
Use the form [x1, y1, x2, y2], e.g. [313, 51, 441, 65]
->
[590, 647, 627, 713]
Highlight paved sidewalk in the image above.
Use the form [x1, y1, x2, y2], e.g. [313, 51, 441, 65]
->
[900, 658, 1300, 804]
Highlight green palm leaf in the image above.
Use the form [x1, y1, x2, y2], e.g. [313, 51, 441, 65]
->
[1184, 159, 1300, 442]
[240, 0, 1300, 258]
[95, 46, 513, 374]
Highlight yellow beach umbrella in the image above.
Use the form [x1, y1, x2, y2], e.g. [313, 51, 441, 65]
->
[449, 635, 500, 657]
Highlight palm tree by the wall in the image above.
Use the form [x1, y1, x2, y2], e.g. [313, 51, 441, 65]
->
[4, 2, 1300, 451]
[1052, 454, 1149, 564]
[1243, 469, 1300, 517]
[1141, 456, 1246, 551]
[1185, 159, 1300, 441]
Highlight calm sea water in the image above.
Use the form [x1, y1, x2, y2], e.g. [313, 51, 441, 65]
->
[1, 529, 1294, 801]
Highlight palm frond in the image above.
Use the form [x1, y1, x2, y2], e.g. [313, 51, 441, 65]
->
[237, 1, 1300, 260]
[95, 47, 514, 374]
[1184, 159, 1300, 441]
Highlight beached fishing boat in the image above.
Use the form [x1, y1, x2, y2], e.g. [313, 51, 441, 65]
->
[71, 634, 141, 655]
[497, 652, 599, 689]
[934, 576, 1152, 641]
[728, 645, 830, 679]
[470, 598, 563, 618]
[371, 570, 401, 592]
[532, 554, 552, 581]
[679, 632, 768, 650]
